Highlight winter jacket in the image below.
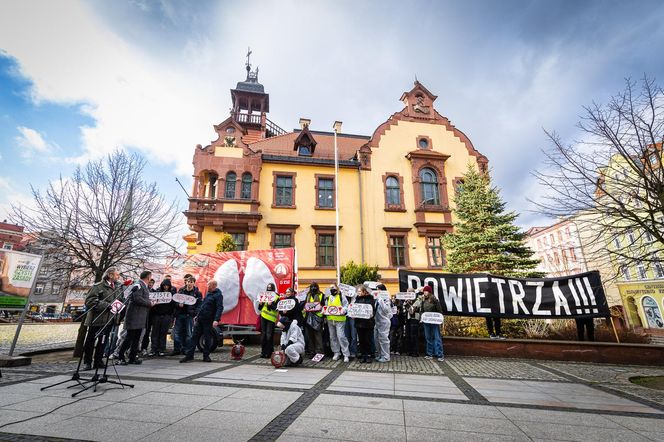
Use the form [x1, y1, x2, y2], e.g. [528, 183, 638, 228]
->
[196, 288, 224, 323]
[173, 286, 201, 317]
[151, 280, 175, 316]
[280, 295, 304, 325]
[353, 295, 376, 329]
[123, 280, 152, 330]
[84, 279, 120, 327]
[422, 296, 443, 313]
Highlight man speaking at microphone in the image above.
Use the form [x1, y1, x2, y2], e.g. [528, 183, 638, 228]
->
[82, 267, 121, 371]
[117, 270, 153, 365]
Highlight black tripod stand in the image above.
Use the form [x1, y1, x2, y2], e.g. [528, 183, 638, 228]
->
[41, 289, 134, 396]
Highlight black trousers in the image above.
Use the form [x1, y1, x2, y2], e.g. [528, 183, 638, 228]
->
[405, 320, 420, 356]
[141, 316, 152, 351]
[83, 324, 110, 366]
[390, 324, 404, 353]
[186, 320, 216, 358]
[575, 318, 595, 341]
[150, 314, 171, 353]
[357, 327, 373, 358]
[119, 328, 143, 362]
[304, 323, 324, 355]
[260, 317, 276, 357]
[486, 317, 501, 336]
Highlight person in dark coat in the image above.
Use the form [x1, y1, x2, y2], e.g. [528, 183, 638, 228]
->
[354, 286, 376, 363]
[181, 280, 223, 363]
[117, 270, 153, 365]
[149, 279, 175, 356]
[82, 267, 121, 370]
[279, 287, 303, 326]
[169, 276, 201, 356]
[257, 282, 279, 358]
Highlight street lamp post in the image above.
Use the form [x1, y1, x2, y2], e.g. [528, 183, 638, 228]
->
[333, 121, 342, 285]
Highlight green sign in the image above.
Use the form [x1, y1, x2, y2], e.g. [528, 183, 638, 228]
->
[0, 294, 27, 309]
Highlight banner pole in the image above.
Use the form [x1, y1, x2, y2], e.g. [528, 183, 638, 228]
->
[609, 316, 620, 343]
[8, 256, 44, 357]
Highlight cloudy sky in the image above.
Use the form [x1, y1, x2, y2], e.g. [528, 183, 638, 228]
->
[1, 0, 663, 239]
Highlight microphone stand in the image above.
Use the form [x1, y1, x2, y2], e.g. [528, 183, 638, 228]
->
[40, 283, 127, 394]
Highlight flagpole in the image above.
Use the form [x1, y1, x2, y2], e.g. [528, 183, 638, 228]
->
[333, 121, 342, 285]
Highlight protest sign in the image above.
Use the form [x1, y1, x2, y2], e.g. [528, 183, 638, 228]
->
[149, 292, 172, 304]
[277, 298, 296, 312]
[172, 293, 197, 305]
[347, 303, 373, 319]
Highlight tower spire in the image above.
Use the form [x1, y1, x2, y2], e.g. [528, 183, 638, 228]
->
[245, 47, 252, 80]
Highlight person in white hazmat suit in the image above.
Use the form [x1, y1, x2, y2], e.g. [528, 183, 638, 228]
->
[373, 283, 393, 363]
[277, 316, 304, 366]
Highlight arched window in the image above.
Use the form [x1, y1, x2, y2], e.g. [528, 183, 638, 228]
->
[208, 173, 218, 199]
[225, 171, 236, 199]
[241, 172, 252, 199]
[385, 176, 400, 206]
[419, 168, 440, 205]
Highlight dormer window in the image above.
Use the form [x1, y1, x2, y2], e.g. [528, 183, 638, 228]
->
[298, 145, 312, 156]
[293, 125, 317, 156]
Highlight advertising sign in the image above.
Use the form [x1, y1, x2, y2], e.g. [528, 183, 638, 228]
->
[0, 250, 42, 309]
[165, 248, 295, 325]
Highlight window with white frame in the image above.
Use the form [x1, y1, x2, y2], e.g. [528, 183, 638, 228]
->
[620, 265, 631, 281]
[614, 236, 621, 248]
[636, 262, 647, 280]
[644, 229, 653, 242]
[34, 284, 44, 295]
[654, 259, 664, 278]
[626, 229, 635, 244]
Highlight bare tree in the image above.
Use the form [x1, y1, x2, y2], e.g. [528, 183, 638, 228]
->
[12, 150, 182, 283]
[533, 76, 664, 276]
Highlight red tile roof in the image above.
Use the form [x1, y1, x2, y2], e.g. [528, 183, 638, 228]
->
[249, 130, 369, 161]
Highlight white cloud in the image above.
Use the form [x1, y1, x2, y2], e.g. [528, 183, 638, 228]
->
[14, 126, 48, 158]
[0, 176, 34, 222]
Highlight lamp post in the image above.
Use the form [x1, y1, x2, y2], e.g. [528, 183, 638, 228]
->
[333, 121, 342, 285]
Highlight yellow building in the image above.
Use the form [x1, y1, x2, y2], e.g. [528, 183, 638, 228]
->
[184, 61, 488, 292]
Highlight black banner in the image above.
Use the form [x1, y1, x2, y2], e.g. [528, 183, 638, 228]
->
[398, 269, 609, 319]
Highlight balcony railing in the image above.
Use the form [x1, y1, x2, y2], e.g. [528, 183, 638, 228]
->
[232, 111, 286, 138]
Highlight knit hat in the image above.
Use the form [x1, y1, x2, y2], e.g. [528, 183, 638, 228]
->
[422, 285, 433, 293]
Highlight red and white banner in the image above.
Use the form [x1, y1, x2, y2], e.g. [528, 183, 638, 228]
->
[165, 248, 295, 325]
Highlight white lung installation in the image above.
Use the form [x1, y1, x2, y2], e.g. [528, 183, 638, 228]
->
[242, 257, 276, 314]
[213, 259, 240, 312]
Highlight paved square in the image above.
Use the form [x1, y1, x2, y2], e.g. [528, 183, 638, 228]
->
[327, 371, 467, 400]
[108, 358, 227, 380]
[195, 364, 331, 389]
[466, 377, 663, 414]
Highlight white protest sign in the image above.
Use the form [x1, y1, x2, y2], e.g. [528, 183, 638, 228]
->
[338, 283, 356, 298]
[149, 292, 172, 304]
[347, 303, 373, 319]
[374, 290, 390, 300]
[421, 312, 444, 325]
[296, 289, 308, 302]
[304, 302, 322, 312]
[277, 298, 296, 312]
[110, 299, 125, 315]
[396, 292, 416, 301]
[257, 292, 278, 303]
[322, 305, 346, 316]
[172, 293, 197, 305]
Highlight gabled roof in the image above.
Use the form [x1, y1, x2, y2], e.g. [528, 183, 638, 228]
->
[249, 129, 369, 160]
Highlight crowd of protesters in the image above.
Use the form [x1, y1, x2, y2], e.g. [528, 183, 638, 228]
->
[80, 271, 456, 370]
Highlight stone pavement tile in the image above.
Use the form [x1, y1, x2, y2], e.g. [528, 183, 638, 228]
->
[497, 407, 623, 428]
[638, 431, 663, 441]
[393, 382, 461, 394]
[396, 390, 468, 400]
[157, 383, 240, 397]
[327, 386, 395, 395]
[4, 415, 166, 442]
[2, 395, 108, 414]
[513, 420, 652, 442]
[314, 394, 404, 411]
[175, 409, 273, 435]
[282, 416, 406, 441]
[0, 380, 74, 398]
[139, 423, 250, 442]
[83, 402, 199, 424]
[276, 435, 349, 442]
[603, 415, 664, 433]
[464, 378, 540, 392]
[205, 397, 293, 414]
[125, 391, 221, 408]
[0, 409, 43, 426]
[403, 400, 503, 418]
[301, 403, 405, 425]
[198, 365, 329, 388]
[21, 375, 72, 385]
[0, 393, 36, 407]
[405, 427, 531, 442]
[83, 380, 169, 401]
[405, 412, 521, 436]
[226, 387, 301, 403]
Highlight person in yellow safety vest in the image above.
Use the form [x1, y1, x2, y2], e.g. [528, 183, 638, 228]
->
[303, 282, 325, 358]
[258, 283, 279, 358]
[326, 284, 350, 362]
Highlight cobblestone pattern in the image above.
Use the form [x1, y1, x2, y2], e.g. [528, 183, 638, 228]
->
[0, 323, 79, 354]
[0, 371, 44, 385]
[446, 356, 565, 381]
[598, 382, 664, 407]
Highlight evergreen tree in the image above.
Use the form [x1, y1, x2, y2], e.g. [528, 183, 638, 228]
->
[443, 164, 543, 278]
[215, 233, 237, 252]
